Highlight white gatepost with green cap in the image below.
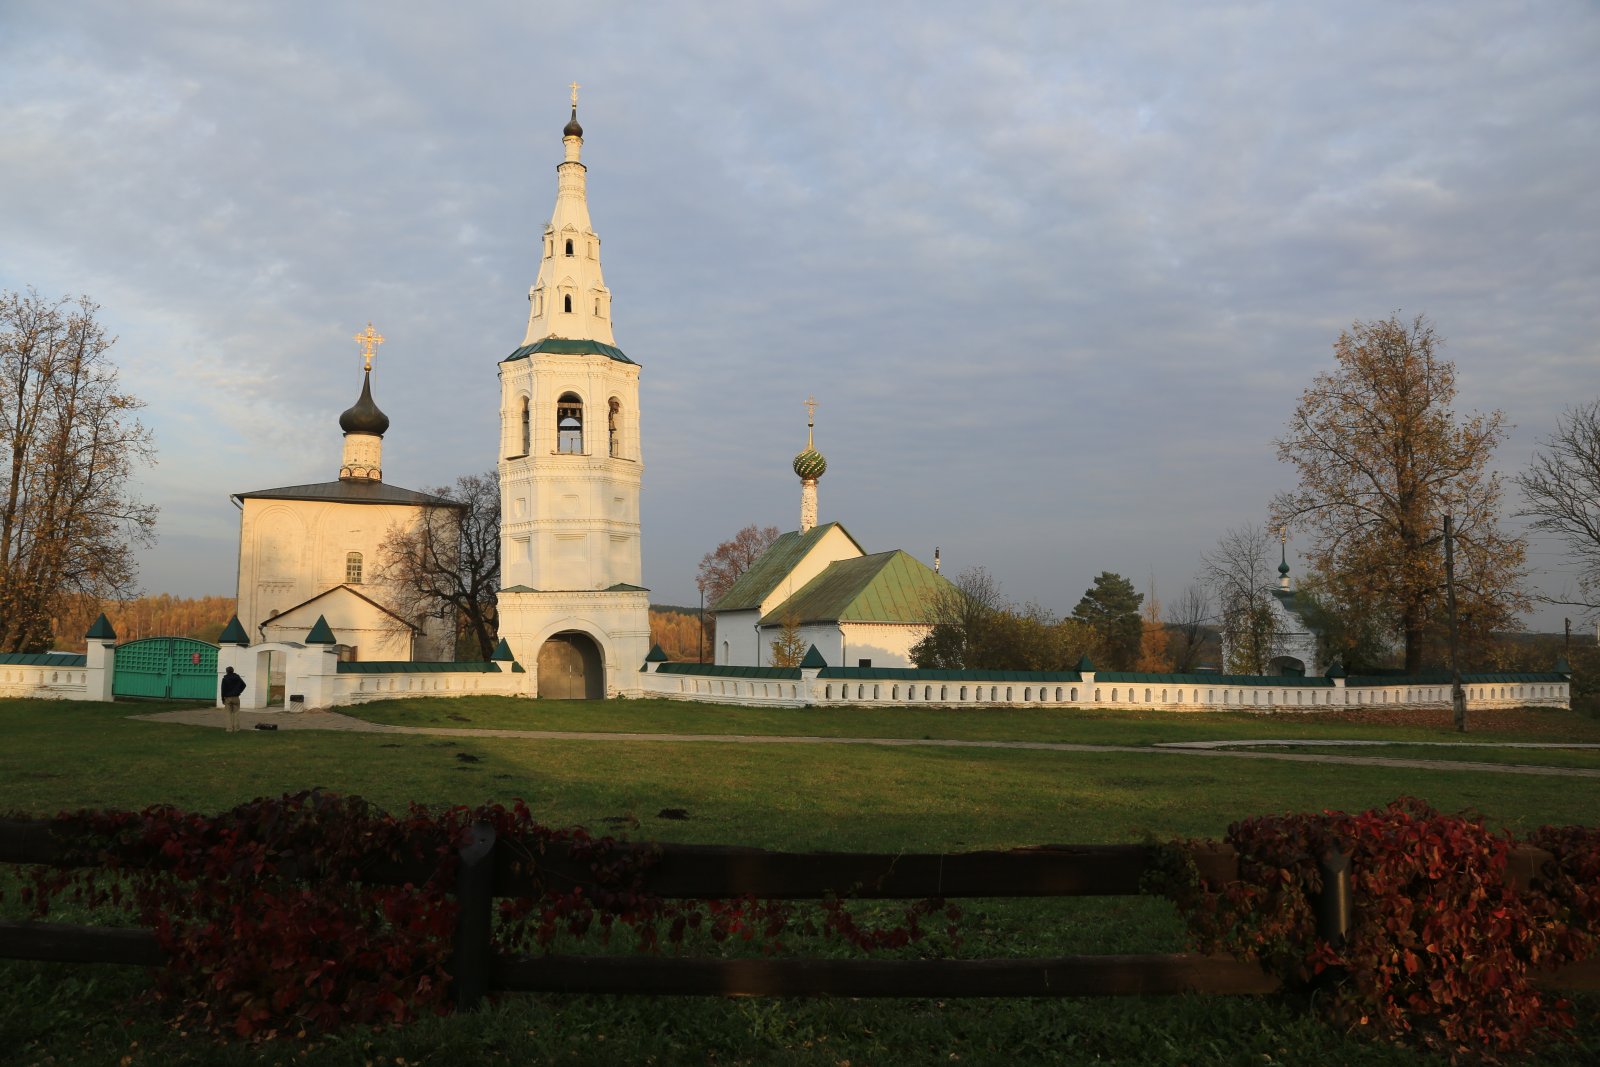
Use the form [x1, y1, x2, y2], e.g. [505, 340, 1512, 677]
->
[81, 613, 117, 702]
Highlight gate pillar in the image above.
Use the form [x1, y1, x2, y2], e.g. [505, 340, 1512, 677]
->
[83, 634, 116, 703]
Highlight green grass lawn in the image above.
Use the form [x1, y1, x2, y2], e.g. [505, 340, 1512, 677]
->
[3, 696, 1598, 1065]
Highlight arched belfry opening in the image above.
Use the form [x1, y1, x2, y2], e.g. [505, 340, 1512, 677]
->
[519, 396, 531, 456]
[537, 631, 604, 699]
[557, 393, 584, 453]
[608, 397, 621, 457]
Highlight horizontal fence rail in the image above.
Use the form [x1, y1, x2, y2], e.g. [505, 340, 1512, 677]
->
[2, 818, 1596, 1006]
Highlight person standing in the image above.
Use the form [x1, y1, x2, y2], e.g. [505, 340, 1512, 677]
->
[220, 666, 246, 733]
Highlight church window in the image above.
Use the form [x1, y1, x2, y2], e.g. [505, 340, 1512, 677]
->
[565, 238, 574, 256]
[346, 552, 363, 584]
[594, 296, 601, 315]
[557, 393, 584, 453]
[608, 398, 620, 456]
[563, 294, 572, 313]
[519, 397, 531, 455]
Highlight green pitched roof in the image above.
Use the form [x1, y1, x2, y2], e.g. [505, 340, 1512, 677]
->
[501, 337, 636, 366]
[759, 550, 949, 626]
[304, 615, 337, 645]
[491, 638, 515, 662]
[712, 523, 864, 613]
[645, 643, 669, 662]
[85, 613, 117, 640]
[218, 615, 249, 645]
[800, 645, 828, 669]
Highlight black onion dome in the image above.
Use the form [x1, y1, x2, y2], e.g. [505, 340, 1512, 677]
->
[564, 107, 583, 138]
[339, 370, 389, 435]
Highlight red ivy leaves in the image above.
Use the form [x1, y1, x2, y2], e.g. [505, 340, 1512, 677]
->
[20, 791, 958, 1041]
[1163, 797, 1599, 1061]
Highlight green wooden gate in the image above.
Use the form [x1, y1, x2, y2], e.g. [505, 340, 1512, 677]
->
[112, 637, 219, 700]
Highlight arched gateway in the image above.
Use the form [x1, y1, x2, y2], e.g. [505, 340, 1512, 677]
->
[537, 632, 604, 700]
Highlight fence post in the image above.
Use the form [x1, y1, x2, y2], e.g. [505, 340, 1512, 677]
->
[1316, 849, 1351, 948]
[452, 821, 496, 1011]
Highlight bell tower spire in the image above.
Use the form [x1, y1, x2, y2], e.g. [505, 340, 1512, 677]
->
[524, 83, 614, 345]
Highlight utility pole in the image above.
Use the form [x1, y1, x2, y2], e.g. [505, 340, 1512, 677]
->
[1444, 515, 1466, 733]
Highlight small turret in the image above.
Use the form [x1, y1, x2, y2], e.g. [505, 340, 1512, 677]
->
[795, 396, 827, 533]
[339, 323, 388, 482]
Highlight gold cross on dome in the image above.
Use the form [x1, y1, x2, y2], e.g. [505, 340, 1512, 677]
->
[805, 395, 817, 426]
[570, 81, 580, 107]
[353, 322, 384, 372]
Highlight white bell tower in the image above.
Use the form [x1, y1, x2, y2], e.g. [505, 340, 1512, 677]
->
[495, 86, 650, 698]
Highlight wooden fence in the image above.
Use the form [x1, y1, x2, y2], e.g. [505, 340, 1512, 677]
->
[1, 819, 1596, 1007]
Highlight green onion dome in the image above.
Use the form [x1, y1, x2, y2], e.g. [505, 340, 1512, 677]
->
[793, 447, 827, 480]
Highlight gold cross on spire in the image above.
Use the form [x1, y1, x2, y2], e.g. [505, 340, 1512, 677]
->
[353, 322, 384, 372]
[570, 81, 580, 107]
[804, 395, 817, 448]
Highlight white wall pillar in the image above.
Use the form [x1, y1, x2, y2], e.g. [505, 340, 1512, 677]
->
[82, 639, 116, 702]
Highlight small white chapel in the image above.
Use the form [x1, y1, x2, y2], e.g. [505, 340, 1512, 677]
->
[231, 326, 458, 662]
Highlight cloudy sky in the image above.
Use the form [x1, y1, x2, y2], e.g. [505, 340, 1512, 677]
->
[4, 1, 1597, 630]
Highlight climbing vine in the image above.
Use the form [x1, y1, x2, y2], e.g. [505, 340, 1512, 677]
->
[13, 791, 956, 1040]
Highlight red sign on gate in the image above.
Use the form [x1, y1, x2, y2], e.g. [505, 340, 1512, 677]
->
[192, 653, 201, 665]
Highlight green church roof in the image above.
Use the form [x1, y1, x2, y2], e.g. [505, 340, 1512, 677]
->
[712, 523, 864, 613]
[759, 550, 948, 626]
[501, 337, 636, 366]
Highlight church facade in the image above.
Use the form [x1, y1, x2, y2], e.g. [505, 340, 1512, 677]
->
[494, 90, 651, 698]
[232, 328, 458, 662]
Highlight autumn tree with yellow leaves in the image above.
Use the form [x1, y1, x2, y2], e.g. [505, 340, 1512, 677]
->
[1273, 315, 1527, 673]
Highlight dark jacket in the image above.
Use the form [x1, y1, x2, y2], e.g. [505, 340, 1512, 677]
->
[220, 671, 246, 698]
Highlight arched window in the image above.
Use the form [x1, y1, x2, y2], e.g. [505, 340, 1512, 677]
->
[563, 294, 572, 313]
[609, 398, 620, 457]
[519, 397, 530, 455]
[565, 238, 574, 256]
[557, 393, 583, 453]
[346, 552, 363, 584]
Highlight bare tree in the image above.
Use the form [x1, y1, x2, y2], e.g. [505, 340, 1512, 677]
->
[1201, 525, 1283, 675]
[1518, 399, 1600, 615]
[1163, 584, 1213, 672]
[909, 566, 1004, 669]
[0, 290, 157, 652]
[374, 471, 500, 660]
[697, 524, 781, 606]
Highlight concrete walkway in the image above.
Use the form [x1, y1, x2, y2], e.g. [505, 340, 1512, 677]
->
[132, 706, 1600, 779]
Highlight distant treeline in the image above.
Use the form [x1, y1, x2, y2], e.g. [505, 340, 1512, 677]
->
[649, 605, 708, 663]
[52, 594, 238, 651]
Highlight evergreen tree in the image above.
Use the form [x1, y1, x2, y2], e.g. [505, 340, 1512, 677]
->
[1070, 572, 1143, 670]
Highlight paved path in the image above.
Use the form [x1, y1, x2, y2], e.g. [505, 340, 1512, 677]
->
[132, 707, 1600, 779]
